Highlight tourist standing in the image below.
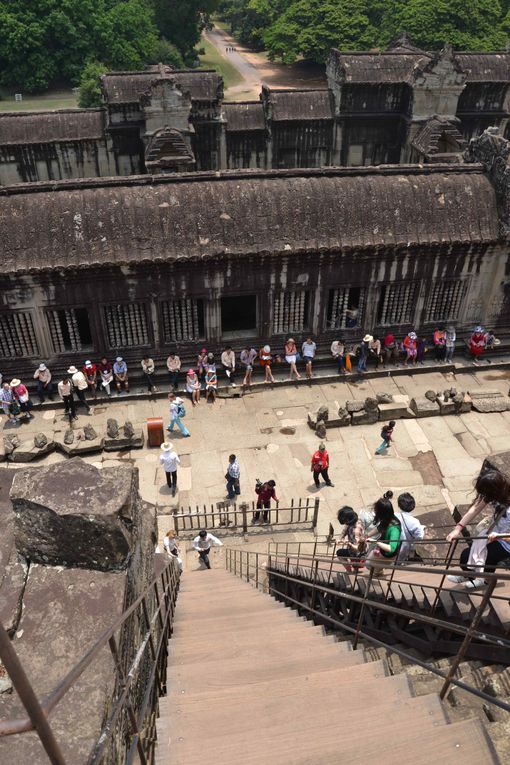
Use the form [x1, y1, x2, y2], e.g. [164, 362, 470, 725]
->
[311, 443, 334, 487]
[396, 492, 425, 563]
[225, 454, 241, 500]
[433, 326, 446, 362]
[445, 326, 456, 363]
[192, 529, 223, 569]
[253, 480, 278, 524]
[33, 363, 54, 403]
[301, 336, 317, 379]
[166, 352, 181, 391]
[10, 379, 33, 420]
[58, 377, 76, 421]
[221, 346, 236, 387]
[68, 366, 91, 412]
[204, 362, 217, 403]
[186, 368, 201, 405]
[160, 441, 180, 496]
[369, 337, 383, 369]
[240, 347, 257, 387]
[98, 357, 113, 397]
[331, 339, 345, 373]
[259, 344, 275, 383]
[163, 530, 183, 570]
[403, 331, 417, 366]
[83, 360, 97, 399]
[357, 334, 371, 373]
[141, 355, 157, 393]
[113, 356, 129, 394]
[284, 338, 301, 380]
[375, 420, 396, 455]
[167, 393, 190, 437]
[0, 382, 18, 424]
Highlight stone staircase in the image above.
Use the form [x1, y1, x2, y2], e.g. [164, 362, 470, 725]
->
[155, 569, 498, 765]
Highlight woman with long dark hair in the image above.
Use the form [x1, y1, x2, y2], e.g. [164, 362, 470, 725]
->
[446, 470, 510, 589]
[365, 497, 401, 576]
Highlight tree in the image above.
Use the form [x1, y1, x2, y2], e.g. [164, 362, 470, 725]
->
[78, 60, 106, 107]
[152, 0, 220, 62]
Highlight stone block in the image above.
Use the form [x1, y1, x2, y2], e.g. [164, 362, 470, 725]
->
[10, 459, 135, 571]
[437, 398, 457, 416]
[346, 400, 364, 413]
[410, 397, 440, 417]
[376, 393, 393, 404]
[378, 401, 415, 420]
[9, 439, 55, 462]
[460, 392, 472, 413]
[104, 428, 144, 451]
[351, 409, 378, 425]
[307, 413, 317, 429]
[471, 393, 510, 413]
[55, 430, 104, 456]
[483, 451, 510, 482]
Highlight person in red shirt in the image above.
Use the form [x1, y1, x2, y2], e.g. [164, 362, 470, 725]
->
[384, 332, 398, 365]
[83, 360, 97, 399]
[253, 480, 278, 524]
[311, 443, 334, 488]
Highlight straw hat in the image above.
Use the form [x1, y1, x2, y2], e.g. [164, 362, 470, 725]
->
[10, 379, 21, 387]
[160, 442, 174, 452]
[38, 363, 47, 371]
[67, 366, 78, 374]
[187, 368, 195, 375]
[363, 334, 373, 343]
[116, 356, 123, 363]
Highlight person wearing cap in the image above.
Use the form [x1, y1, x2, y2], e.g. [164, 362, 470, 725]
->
[470, 326, 486, 364]
[57, 377, 77, 421]
[141, 354, 157, 394]
[167, 393, 190, 437]
[10, 379, 33, 420]
[160, 442, 180, 496]
[166, 352, 181, 391]
[221, 346, 236, 387]
[204, 359, 217, 403]
[113, 356, 129, 394]
[284, 338, 301, 381]
[33, 363, 53, 403]
[301, 336, 317, 379]
[259, 344, 275, 383]
[311, 443, 334, 488]
[445, 326, 456, 363]
[67, 366, 91, 412]
[254, 480, 278, 524]
[186, 368, 201, 405]
[240, 347, 257, 387]
[196, 348, 208, 379]
[192, 529, 223, 570]
[403, 331, 417, 366]
[98, 357, 113, 397]
[358, 334, 372, 373]
[82, 360, 97, 399]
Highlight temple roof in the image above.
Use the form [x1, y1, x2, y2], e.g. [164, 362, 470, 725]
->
[411, 117, 467, 158]
[101, 67, 222, 104]
[0, 166, 499, 274]
[223, 102, 266, 132]
[264, 89, 333, 120]
[455, 53, 510, 82]
[0, 109, 105, 146]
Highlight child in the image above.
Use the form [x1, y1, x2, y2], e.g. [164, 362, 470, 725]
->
[375, 420, 395, 455]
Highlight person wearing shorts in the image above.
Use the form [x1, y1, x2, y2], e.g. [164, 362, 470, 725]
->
[301, 337, 317, 379]
[284, 338, 301, 381]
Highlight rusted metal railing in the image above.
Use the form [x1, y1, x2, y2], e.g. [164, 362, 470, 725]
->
[0, 558, 181, 765]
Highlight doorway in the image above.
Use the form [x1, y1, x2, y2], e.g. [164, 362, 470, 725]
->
[221, 295, 257, 338]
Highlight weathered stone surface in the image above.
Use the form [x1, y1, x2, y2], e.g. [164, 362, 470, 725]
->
[364, 396, 378, 412]
[64, 428, 74, 444]
[410, 397, 440, 417]
[107, 418, 119, 438]
[83, 424, 97, 441]
[307, 412, 316, 429]
[34, 433, 48, 448]
[0, 469, 23, 637]
[378, 401, 415, 420]
[104, 427, 144, 451]
[483, 450, 510, 481]
[55, 429, 103, 456]
[470, 391, 510, 413]
[376, 393, 393, 404]
[3, 435, 20, 455]
[9, 438, 55, 463]
[316, 406, 329, 423]
[438, 398, 456, 415]
[352, 409, 378, 425]
[315, 422, 327, 438]
[123, 420, 135, 438]
[346, 400, 365, 413]
[424, 390, 437, 402]
[336, 407, 351, 426]
[10, 459, 134, 571]
[0, 439, 5, 463]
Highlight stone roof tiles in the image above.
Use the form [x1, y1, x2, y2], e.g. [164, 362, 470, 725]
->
[0, 109, 105, 146]
[455, 53, 510, 82]
[266, 89, 333, 121]
[0, 166, 499, 274]
[224, 102, 266, 132]
[101, 67, 222, 104]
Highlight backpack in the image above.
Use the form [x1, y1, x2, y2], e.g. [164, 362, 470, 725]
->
[177, 403, 186, 418]
[381, 426, 390, 439]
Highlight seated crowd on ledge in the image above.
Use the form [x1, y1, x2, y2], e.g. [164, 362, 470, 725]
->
[0, 324, 499, 423]
[336, 470, 510, 592]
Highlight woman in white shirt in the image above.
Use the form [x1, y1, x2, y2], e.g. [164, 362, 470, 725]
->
[163, 530, 182, 571]
[447, 470, 510, 589]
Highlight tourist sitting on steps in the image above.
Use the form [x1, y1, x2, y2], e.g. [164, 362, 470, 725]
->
[365, 497, 402, 577]
[113, 356, 129, 394]
[193, 529, 223, 570]
[395, 492, 425, 563]
[335, 506, 366, 571]
[447, 470, 510, 590]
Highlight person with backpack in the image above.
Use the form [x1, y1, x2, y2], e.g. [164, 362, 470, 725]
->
[311, 443, 334, 488]
[253, 480, 278, 524]
[167, 393, 190, 437]
[375, 420, 395, 455]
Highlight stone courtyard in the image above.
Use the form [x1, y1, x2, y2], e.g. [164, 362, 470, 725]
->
[1, 366, 510, 567]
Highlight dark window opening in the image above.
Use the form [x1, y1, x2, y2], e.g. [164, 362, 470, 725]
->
[47, 307, 92, 353]
[327, 287, 364, 329]
[221, 295, 257, 337]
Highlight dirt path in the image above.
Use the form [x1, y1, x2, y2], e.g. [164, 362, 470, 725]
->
[205, 25, 327, 100]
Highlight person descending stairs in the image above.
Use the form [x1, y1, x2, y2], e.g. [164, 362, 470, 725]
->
[156, 569, 497, 765]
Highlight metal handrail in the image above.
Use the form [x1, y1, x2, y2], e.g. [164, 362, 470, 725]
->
[224, 547, 510, 712]
[0, 558, 181, 765]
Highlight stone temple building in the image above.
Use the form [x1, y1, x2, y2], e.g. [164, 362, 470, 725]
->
[0, 126, 509, 379]
[2, 38, 510, 184]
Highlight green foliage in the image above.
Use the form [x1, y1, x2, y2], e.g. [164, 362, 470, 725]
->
[149, 39, 185, 69]
[218, 0, 510, 62]
[78, 60, 106, 108]
[152, 0, 220, 60]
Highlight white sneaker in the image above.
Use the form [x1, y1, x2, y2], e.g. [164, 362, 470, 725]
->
[464, 578, 486, 589]
[232, 383, 236, 388]
[447, 575, 466, 584]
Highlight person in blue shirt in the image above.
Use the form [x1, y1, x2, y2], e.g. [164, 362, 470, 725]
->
[113, 356, 129, 394]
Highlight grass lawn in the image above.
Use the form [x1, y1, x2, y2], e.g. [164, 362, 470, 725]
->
[199, 36, 244, 90]
[0, 89, 78, 112]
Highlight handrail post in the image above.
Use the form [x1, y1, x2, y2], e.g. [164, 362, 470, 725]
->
[255, 552, 259, 590]
[241, 503, 248, 534]
[352, 567, 374, 650]
[440, 577, 497, 700]
[310, 559, 320, 612]
[431, 540, 458, 615]
[0, 622, 68, 765]
[312, 498, 320, 531]
[246, 551, 250, 583]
